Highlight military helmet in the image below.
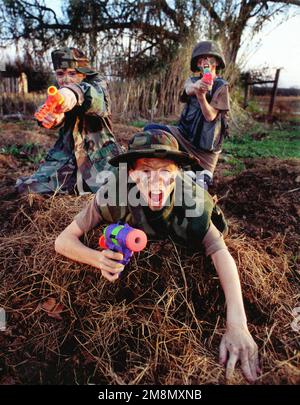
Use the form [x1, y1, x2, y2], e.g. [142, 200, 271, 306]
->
[109, 130, 197, 167]
[51, 47, 97, 76]
[190, 40, 226, 72]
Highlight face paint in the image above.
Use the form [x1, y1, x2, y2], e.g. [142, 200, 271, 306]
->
[129, 158, 179, 211]
[197, 55, 218, 72]
[55, 68, 85, 86]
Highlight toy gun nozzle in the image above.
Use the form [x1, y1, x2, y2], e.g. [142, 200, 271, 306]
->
[48, 86, 58, 96]
[202, 65, 213, 86]
[47, 86, 64, 105]
[126, 229, 147, 252]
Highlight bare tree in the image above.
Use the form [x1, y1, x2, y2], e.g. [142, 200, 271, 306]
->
[199, 0, 300, 65]
[0, 0, 298, 76]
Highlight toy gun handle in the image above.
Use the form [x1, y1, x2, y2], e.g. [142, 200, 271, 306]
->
[34, 86, 64, 128]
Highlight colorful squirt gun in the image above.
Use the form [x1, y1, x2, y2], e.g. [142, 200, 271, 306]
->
[202, 64, 213, 90]
[34, 86, 64, 128]
[99, 223, 148, 265]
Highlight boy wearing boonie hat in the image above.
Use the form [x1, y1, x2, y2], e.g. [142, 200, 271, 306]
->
[55, 129, 259, 384]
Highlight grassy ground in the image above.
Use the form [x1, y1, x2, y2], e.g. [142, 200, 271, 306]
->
[128, 120, 300, 175]
[223, 127, 300, 159]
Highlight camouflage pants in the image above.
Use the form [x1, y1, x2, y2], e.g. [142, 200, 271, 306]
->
[16, 141, 120, 195]
[16, 155, 77, 195]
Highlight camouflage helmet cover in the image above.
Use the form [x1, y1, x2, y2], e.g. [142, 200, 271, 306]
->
[109, 130, 197, 167]
[51, 47, 97, 75]
[190, 40, 226, 72]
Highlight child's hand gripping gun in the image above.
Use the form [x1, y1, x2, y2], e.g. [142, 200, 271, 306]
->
[99, 223, 147, 265]
[34, 86, 64, 128]
[201, 65, 213, 90]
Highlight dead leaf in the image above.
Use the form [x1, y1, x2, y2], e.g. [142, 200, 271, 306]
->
[41, 298, 64, 320]
[212, 194, 219, 204]
[41, 298, 56, 312]
[0, 154, 18, 169]
[293, 204, 300, 217]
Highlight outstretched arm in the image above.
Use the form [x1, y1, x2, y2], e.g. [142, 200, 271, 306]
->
[185, 79, 218, 122]
[55, 220, 124, 282]
[211, 248, 260, 382]
[38, 87, 77, 128]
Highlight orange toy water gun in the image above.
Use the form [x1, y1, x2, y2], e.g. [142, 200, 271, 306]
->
[34, 86, 64, 128]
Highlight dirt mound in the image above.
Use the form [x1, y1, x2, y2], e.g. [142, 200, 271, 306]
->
[0, 195, 299, 385]
[113, 123, 141, 145]
[212, 159, 300, 259]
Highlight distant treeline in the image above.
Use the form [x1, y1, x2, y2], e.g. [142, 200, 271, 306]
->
[253, 86, 300, 96]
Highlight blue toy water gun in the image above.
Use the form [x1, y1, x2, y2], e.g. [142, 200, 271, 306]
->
[99, 223, 147, 265]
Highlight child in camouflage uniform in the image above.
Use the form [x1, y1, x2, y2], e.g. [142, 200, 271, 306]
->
[16, 47, 121, 195]
[55, 129, 260, 383]
[144, 40, 230, 189]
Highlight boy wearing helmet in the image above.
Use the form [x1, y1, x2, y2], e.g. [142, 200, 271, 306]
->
[55, 129, 260, 383]
[145, 40, 230, 189]
[16, 47, 121, 195]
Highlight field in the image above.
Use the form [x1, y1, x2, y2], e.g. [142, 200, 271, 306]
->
[0, 119, 299, 385]
[250, 96, 300, 120]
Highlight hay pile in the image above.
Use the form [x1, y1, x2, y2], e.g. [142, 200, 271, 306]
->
[0, 194, 299, 385]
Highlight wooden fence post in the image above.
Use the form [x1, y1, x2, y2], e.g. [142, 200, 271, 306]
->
[243, 72, 250, 109]
[0, 64, 5, 117]
[18, 72, 28, 114]
[18, 72, 28, 94]
[268, 68, 281, 117]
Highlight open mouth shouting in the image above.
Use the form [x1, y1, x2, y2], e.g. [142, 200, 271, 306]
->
[148, 190, 164, 207]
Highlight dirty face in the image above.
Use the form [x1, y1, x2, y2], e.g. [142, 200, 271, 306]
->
[129, 158, 179, 211]
[196, 55, 218, 72]
[55, 68, 86, 87]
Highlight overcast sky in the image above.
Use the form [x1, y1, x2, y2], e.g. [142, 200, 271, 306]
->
[239, 12, 300, 88]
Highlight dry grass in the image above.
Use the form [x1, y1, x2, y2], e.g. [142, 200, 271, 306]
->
[1, 93, 45, 116]
[253, 96, 300, 119]
[0, 121, 55, 149]
[0, 194, 299, 385]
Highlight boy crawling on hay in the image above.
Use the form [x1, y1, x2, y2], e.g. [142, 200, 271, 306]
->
[55, 129, 260, 382]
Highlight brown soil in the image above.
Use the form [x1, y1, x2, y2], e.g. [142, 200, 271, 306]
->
[212, 158, 300, 261]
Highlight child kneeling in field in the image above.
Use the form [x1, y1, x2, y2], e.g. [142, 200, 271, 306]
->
[16, 47, 120, 195]
[145, 40, 230, 190]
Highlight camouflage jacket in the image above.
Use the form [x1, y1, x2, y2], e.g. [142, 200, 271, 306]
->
[16, 74, 120, 195]
[48, 74, 121, 194]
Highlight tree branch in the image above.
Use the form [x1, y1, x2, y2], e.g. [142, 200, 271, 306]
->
[199, 0, 223, 27]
